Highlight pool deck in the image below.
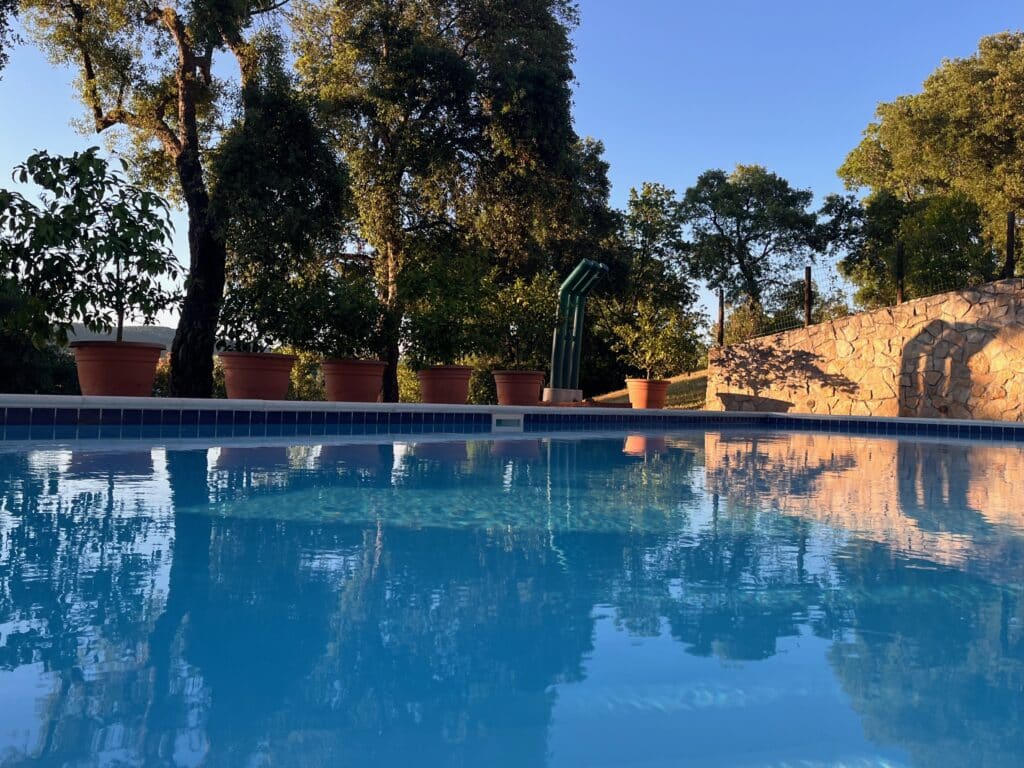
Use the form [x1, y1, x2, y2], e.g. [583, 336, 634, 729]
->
[1, 393, 1023, 444]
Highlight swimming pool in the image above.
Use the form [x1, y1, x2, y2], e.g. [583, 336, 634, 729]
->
[1, 429, 1022, 766]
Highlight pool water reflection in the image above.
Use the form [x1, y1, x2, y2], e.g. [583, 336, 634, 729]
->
[1, 431, 1023, 767]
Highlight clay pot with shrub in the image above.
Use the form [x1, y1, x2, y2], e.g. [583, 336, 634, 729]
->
[2, 148, 180, 397]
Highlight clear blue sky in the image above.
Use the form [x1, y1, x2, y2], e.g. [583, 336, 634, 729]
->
[571, 0, 1021, 209]
[1, 0, 1021, 286]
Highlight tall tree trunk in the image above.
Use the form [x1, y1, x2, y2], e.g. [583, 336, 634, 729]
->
[381, 322, 401, 402]
[380, 241, 401, 402]
[735, 252, 761, 310]
[145, 449, 212, 759]
[170, 150, 226, 398]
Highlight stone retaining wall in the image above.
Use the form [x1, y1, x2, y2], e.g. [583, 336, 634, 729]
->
[705, 279, 1024, 421]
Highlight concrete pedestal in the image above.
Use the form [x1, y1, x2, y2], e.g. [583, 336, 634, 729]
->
[542, 387, 583, 404]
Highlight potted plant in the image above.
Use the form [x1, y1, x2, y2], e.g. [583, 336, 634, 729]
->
[611, 299, 705, 410]
[404, 247, 486, 404]
[484, 273, 557, 406]
[623, 435, 668, 457]
[0, 148, 180, 396]
[308, 269, 386, 402]
[216, 271, 296, 400]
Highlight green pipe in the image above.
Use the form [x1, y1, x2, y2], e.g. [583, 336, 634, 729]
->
[549, 259, 608, 391]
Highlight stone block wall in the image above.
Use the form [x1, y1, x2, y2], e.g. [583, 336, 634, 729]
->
[705, 279, 1024, 421]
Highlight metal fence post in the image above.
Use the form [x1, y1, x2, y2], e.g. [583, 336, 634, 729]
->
[804, 266, 812, 327]
[1006, 210, 1016, 279]
[895, 241, 906, 304]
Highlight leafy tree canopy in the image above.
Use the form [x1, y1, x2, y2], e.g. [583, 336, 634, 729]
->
[598, 182, 706, 381]
[822, 190, 998, 309]
[293, 0, 588, 397]
[18, 0, 301, 396]
[839, 32, 1024, 274]
[682, 165, 821, 308]
[480, 270, 560, 371]
[0, 0, 16, 76]
[0, 147, 179, 345]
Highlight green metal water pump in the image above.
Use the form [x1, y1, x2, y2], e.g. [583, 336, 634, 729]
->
[545, 259, 609, 401]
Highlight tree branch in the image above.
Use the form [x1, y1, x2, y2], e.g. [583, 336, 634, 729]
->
[66, 1, 182, 156]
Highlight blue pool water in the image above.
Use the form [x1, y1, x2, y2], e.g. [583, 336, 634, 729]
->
[1, 430, 1023, 767]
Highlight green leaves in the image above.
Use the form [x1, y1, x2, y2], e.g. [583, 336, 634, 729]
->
[0, 147, 179, 345]
[480, 271, 560, 370]
[597, 182, 706, 381]
[840, 32, 1024, 273]
[610, 300, 704, 381]
[682, 165, 821, 308]
[293, 0, 589, 381]
[824, 190, 998, 309]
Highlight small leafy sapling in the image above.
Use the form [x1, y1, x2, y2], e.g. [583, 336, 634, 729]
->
[0, 147, 179, 344]
[482, 271, 559, 371]
[612, 299, 706, 380]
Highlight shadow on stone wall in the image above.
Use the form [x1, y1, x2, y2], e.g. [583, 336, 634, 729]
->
[898, 319, 997, 419]
[713, 346, 858, 411]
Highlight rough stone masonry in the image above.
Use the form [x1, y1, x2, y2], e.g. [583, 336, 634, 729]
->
[705, 279, 1024, 421]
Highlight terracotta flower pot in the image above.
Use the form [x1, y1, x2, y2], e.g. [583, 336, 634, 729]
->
[492, 370, 545, 406]
[215, 446, 290, 471]
[417, 365, 473, 404]
[490, 439, 543, 460]
[414, 440, 468, 462]
[319, 443, 390, 471]
[218, 351, 296, 400]
[626, 378, 670, 410]
[69, 341, 164, 397]
[68, 450, 155, 478]
[322, 359, 386, 402]
[623, 435, 668, 457]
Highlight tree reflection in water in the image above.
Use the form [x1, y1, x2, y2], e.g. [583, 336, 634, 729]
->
[0, 431, 1022, 766]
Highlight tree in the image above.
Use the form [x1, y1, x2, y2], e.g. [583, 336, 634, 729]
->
[821, 191, 998, 309]
[20, 1, 294, 396]
[402, 235, 489, 368]
[0, 147, 179, 344]
[0, 0, 16, 76]
[293, 0, 583, 400]
[622, 182, 686, 275]
[211, 32, 361, 355]
[597, 182, 705, 380]
[840, 32, 1024, 278]
[0, 283, 80, 394]
[481, 271, 560, 371]
[682, 165, 821, 309]
[611, 300, 704, 380]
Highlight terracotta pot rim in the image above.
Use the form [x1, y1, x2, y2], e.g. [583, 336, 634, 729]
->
[419, 364, 473, 372]
[625, 378, 669, 385]
[492, 369, 545, 376]
[69, 340, 165, 350]
[323, 358, 386, 367]
[217, 351, 297, 361]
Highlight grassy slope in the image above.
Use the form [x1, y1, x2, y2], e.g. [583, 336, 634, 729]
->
[592, 370, 708, 410]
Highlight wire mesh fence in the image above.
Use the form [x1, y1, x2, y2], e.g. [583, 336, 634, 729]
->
[714, 263, 1004, 346]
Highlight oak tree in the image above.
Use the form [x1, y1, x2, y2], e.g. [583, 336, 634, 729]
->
[840, 32, 1024, 278]
[293, 0, 584, 400]
[20, 0, 292, 396]
[682, 165, 820, 309]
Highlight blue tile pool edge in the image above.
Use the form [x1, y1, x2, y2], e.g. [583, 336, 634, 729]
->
[0, 394, 1022, 444]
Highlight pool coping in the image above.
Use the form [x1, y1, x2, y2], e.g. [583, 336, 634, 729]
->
[1, 393, 1022, 444]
